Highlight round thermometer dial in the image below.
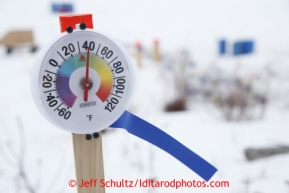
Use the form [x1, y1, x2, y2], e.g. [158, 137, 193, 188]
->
[31, 29, 134, 134]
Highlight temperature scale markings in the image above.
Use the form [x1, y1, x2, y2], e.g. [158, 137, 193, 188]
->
[100, 57, 108, 63]
[111, 93, 122, 98]
[108, 56, 118, 65]
[58, 61, 65, 68]
[44, 89, 56, 93]
[57, 51, 66, 61]
[56, 96, 68, 108]
[96, 44, 101, 55]
[54, 103, 63, 111]
[77, 41, 81, 53]
[113, 76, 125, 79]
[45, 70, 57, 75]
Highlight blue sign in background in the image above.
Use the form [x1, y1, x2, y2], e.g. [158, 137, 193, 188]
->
[233, 41, 254, 55]
[52, 3, 74, 13]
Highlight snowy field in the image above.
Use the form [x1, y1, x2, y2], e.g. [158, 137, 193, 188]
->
[1, 0, 289, 193]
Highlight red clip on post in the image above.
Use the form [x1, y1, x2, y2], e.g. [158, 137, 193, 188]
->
[59, 14, 94, 33]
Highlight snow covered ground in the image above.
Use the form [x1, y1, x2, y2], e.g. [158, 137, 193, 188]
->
[1, 0, 289, 193]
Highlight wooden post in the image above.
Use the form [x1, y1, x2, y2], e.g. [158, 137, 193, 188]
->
[135, 41, 142, 67]
[73, 133, 105, 193]
[153, 38, 160, 63]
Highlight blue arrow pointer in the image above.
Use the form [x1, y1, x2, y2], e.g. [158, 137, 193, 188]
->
[110, 110, 217, 181]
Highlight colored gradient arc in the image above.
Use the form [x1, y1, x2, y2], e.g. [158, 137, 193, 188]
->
[83, 48, 90, 102]
[56, 54, 113, 107]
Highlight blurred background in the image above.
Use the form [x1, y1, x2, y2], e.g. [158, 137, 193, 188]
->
[0, 0, 289, 192]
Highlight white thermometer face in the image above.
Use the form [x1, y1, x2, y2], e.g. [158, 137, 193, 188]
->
[31, 29, 134, 134]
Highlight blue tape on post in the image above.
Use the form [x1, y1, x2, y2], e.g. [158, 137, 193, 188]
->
[110, 111, 217, 181]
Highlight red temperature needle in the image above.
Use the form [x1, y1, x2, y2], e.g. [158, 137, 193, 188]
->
[83, 47, 90, 102]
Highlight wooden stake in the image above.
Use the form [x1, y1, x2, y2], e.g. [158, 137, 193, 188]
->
[135, 41, 142, 67]
[153, 39, 160, 63]
[73, 133, 105, 193]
